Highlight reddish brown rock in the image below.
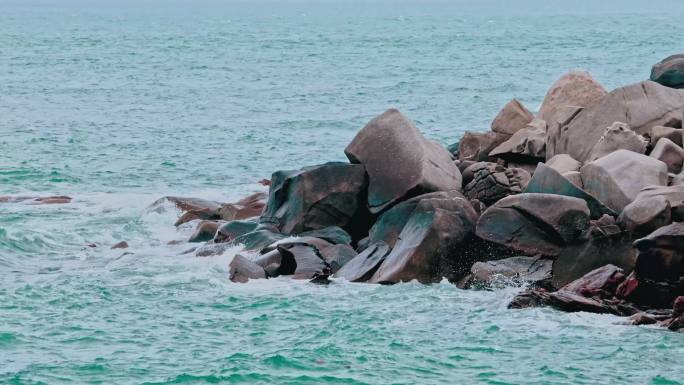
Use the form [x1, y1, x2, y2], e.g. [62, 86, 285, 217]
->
[334, 242, 392, 282]
[218, 192, 267, 221]
[229, 254, 267, 283]
[560, 264, 626, 298]
[538, 71, 607, 122]
[633, 222, 684, 282]
[647, 125, 683, 147]
[546, 154, 581, 174]
[489, 119, 546, 161]
[457, 131, 510, 162]
[491, 99, 534, 135]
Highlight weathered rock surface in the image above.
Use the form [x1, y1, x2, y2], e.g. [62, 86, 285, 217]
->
[277, 244, 331, 280]
[172, 193, 266, 226]
[459, 256, 552, 289]
[585, 122, 648, 162]
[633, 222, 684, 281]
[632, 185, 684, 221]
[524, 163, 615, 219]
[489, 119, 546, 161]
[218, 192, 267, 222]
[259, 162, 368, 237]
[334, 242, 392, 282]
[229, 254, 267, 283]
[188, 220, 223, 243]
[618, 195, 671, 236]
[551, 81, 684, 162]
[562, 171, 583, 188]
[345, 109, 462, 213]
[651, 53, 684, 88]
[580, 150, 668, 213]
[546, 154, 581, 174]
[476, 193, 591, 257]
[648, 125, 683, 147]
[491, 99, 534, 135]
[545, 105, 583, 160]
[457, 131, 510, 162]
[650, 138, 684, 174]
[560, 264, 626, 298]
[538, 71, 607, 122]
[369, 196, 479, 283]
[214, 220, 259, 243]
[463, 162, 531, 206]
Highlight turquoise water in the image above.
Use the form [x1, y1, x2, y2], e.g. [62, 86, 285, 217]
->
[1, 1, 684, 384]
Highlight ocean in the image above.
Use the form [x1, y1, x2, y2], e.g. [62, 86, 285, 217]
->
[1, 1, 683, 383]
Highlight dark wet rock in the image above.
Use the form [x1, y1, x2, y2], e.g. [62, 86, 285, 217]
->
[538, 71, 607, 122]
[462, 162, 531, 206]
[319, 244, 357, 273]
[218, 192, 267, 221]
[580, 150, 668, 213]
[547, 290, 613, 313]
[345, 109, 462, 213]
[618, 195, 671, 236]
[524, 163, 615, 219]
[369, 196, 479, 283]
[262, 236, 333, 255]
[188, 221, 223, 243]
[111, 241, 129, 249]
[551, 81, 684, 163]
[489, 118, 546, 161]
[546, 154, 581, 174]
[277, 244, 331, 280]
[334, 242, 392, 282]
[648, 125, 683, 147]
[229, 254, 267, 283]
[651, 53, 684, 88]
[650, 138, 684, 174]
[259, 162, 368, 237]
[552, 230, 636, 289]
[585, 122, 648, 162]
[150, 196, 221, 214]
[230, 227, 286, 252]
[560, 264, 625, 298]
[616, 271, 684, 309]
[633, 222, 684, 282]
[458, 131, 510, 162]
[490, 99, 534, 135]
[545, 105, 584, 160]
[252, 250, 286, 274]
[298, 226, 353, 246]
[508, 288, 551, 309]
[476, 193, 591, 257]
[459, 256, 552, 289]
[628, 312, 659, 326]
[214, 220, 259, 243]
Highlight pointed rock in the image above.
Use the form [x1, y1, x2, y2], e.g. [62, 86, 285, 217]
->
[491, 99, 534, 135]
[538, 71, 607, 122]
[229, 254, 267, 283]
[458, 131, 510, 162]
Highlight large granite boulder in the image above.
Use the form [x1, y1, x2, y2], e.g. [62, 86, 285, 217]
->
[476, 193, 591, 257]
[368, 196, 479, 283]
[632, 185, 684, 221]
[550, 81, 684, 162]
[490, 99, 534, 135]
[545, 106, 584, 160]
[650, 138, 684, 174]
[463, 162, 531, 206]
[651, 53, 684, 89]
[524, 163, 615, 219]
[546, 154, 581, 174]
[580, 150, 668, 213]
[457, 131, 510, 162]
[459, 256, 552, 289]
[489, 118, 546, 161]
[618, 195, 672, 236]
[538, 71, 607, 122]
[345, 109, 462, 213]
[259, 162, 369, 237]
[648, 125, 683, 147]
[585, 122, 647, 162]
[334, 242, 392, 282]
[633, 222, 684, 281]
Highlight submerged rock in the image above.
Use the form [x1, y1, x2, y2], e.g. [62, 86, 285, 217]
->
[460, 256, 552, 289]
[345, 108, 462, 213]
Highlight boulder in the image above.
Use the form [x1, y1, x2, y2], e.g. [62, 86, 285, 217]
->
[650, 138, 684, 174]
[546, 154, 581, 174]
[460, 256, 552, 289]
[547, 290, 613, 314]
[524, 163, 615, 219]
[633, 222, 684, 281]
[259, 162, 368, 237]
[650, 53, 684, 88]
[188, 220, 223, 243]
[111, 241, 128, 249]
[545, 105, 584, 160]
[552, 231, 636, 289]
[585, 122, 648, 162]
[647, 125, 683, 147]
[229, 254, 267, 283]
[369, 196, 479, 283]
[457, 131, 510, 162]
[214, 220, 259, 243]
[335, 242, 392, 282]
[538, 71, 607, 122]
[632, 185, 684, 221]
[550, 81, 684, 162]
[277, 244, 331, 280]
[345, 109, 462, 214]
[172, 193, 266, 226]
[489, 119, 546, 161]
[490, 99, 534, 135]
[218, 192, 267, 221]
[319, 244, 357, 272]
[229, 227, 286, 252]
[580, 150, 668, 212]
[476, 193, 591, 257]
[562, 171, 583, 188]
[150, 196, 221, 214]
[462, 162, 531, 206]
[618, 195, 671, 236]
[616, 271, 684, 309]
[560, 264, 626, 298]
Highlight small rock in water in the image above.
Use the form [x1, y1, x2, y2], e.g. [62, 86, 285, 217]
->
[111, 241, 129, 249]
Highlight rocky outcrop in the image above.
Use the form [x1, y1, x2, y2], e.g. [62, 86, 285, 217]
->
[651, 53, 684, 89]
[633, 222, 684, 282]
[457, 131, 510, 162]
[650, 138, 684, 174]
[476, 193, 591, 257]
[490, 99, 534, 135]
[229, 255, 267, 283]
[214, 220, 259, 243]
[618, 195, 671, 236]
[550, 81, 684, 162]
[462, 162, 531, 206]
[172, 193, 266, 226]
[538, 71, 607, 122]
[489, 118, 546, 161]
[334, 242, 392, 282]
[545, 106, 583, 160]
[345, 109, 462, 213]
[585, 122, 647, 162]
[580, 150, 668, 213]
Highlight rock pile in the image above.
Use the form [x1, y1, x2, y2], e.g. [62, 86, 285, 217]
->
[166, 53, 684, 332]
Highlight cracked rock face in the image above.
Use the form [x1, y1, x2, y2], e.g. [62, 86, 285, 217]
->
[586, 121, 648, 162]
[476, 193, 591, 257]
[538, 71, 607, 122]
[463, 162, 531, 206]
[345, 109, 462, 213]
[551, 81, 684, 163]
[460, 256, 552, 289]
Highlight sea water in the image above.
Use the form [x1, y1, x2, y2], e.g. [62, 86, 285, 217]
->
[1, 1, 683, 384]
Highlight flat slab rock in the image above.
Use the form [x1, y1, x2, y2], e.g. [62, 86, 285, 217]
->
[345, 108, 462, 213]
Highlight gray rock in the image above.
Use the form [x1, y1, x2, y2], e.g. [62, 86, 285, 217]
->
[538, 71, 607, 122]
[650, 138, 684, 174]
[463, 256, 552, 288]
[585, 122, 648, 162]
[188, 220, 223, 243]
[463, 162, 531, 206]
[651, 53, 684, 88]
[229, 254, 267, 283]
[489, 119, 546, 160]
[562, 171, 583, 189]
[214, 220, 259, 243]
[334, 242, 392, 282]
[491, 99, 534, 135]
[545, 106, 584, 160]
[633, 222, 684, 281]
[633, 185, 684, 221]
[345, 109, 462, 213]
[580, 150, 668, 213]
[618, 195, 672, 236]
[546, 154, 581, 174]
